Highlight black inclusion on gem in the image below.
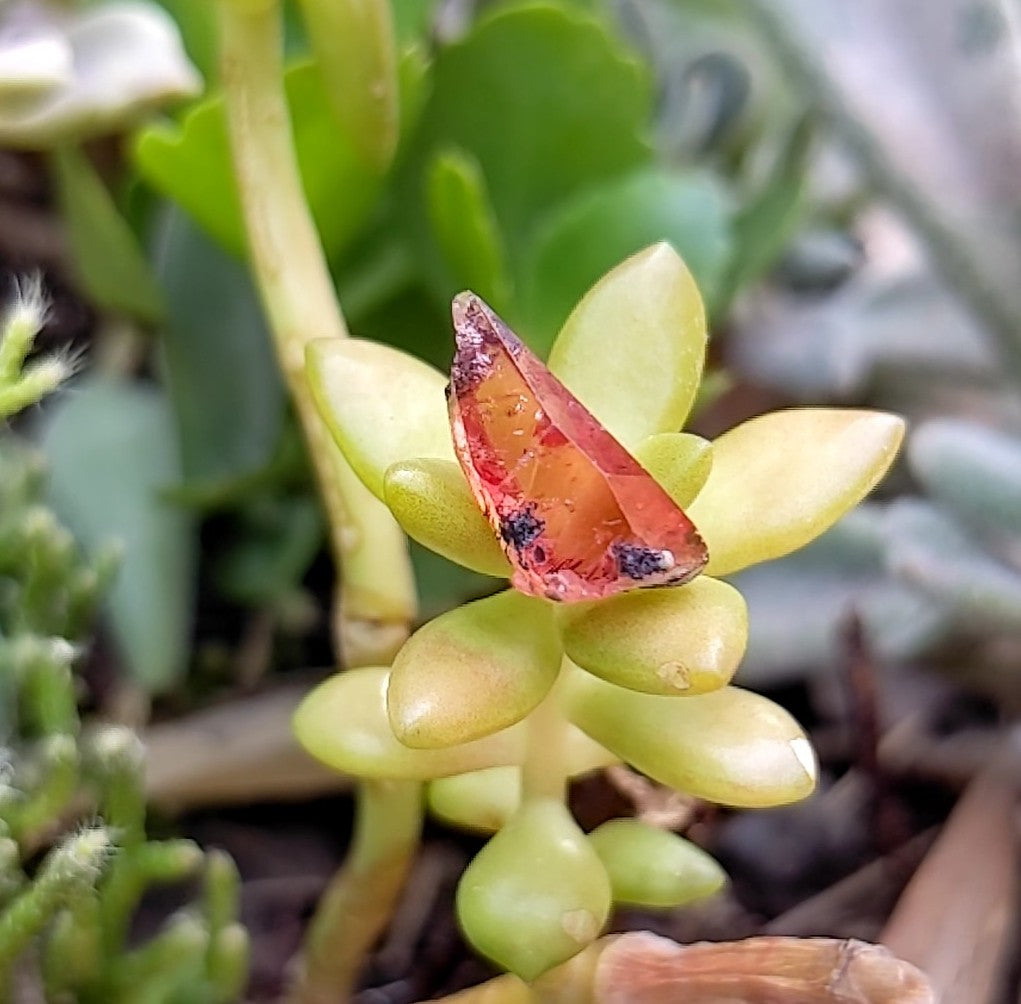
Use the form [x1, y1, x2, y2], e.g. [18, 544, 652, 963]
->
[614, 543, 666, 580]
[500, 507, 545, 551]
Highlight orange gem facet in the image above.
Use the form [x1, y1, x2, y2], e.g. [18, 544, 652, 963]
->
[448, 292, 708, 603]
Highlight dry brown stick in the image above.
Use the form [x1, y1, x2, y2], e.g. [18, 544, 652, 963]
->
[881, 765, 1019, 1004]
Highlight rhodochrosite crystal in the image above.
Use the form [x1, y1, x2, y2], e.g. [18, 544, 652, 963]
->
[448, 292, 708, 602]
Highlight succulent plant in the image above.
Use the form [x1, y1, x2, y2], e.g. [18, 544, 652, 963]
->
[294, 242, 904, 980]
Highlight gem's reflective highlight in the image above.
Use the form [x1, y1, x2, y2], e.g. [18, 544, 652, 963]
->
[448, 292, 708, 602]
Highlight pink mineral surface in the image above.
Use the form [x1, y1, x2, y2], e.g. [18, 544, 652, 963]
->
[448, 292, 708, 602]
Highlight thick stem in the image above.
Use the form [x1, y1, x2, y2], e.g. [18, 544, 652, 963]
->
[520, 665, 570, 805]
[217, 0, 415, 666]
[289, 780, 423, 1004]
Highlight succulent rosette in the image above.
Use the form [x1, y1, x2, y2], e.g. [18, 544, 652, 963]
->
[294, 243, 904, 978]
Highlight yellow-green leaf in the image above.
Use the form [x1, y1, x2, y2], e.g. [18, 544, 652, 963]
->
[633, 432, 712, 509]
[687, 409, 905, 576]
[384, 458, 510, 576]
[587, 819, 726, 907]
[306, 339, 454, 500]
[293, 668, 526, 779]
[547, 243, 706, 447]
[557, 577, 746, 696]
[564, 669, 817, 808]
[457, 799, 611, 980]
[428, 729, 616, 834]
[388, 591, 561, 748]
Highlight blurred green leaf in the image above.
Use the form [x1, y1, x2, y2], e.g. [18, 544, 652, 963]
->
[714, 112, 813, 312]
[426, 147, 511, 310]
[153, 208, 285, 486]
[40, 376, 195, 692]
[522, 169, 732, 347]
[133, 61, 382, 258]
[405, 3, 653, 286]
[51, 146, 164, 324]
[215, 495, 323, 607]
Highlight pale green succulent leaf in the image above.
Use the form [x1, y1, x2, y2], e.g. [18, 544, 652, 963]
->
[547, 243, 707, 448]
[306, 339, 454, 500]
[557, 577, 746, 696]
[293, 667, 526, 780]
[688, 408, 904, 576]
[588, 819, 726, 908]
[457, 799, 611, 981]
[633, 432, 712, 509]
[564, 669, 817, 808]
[384, 458, 510, 576]
[387, 591, 561, 748]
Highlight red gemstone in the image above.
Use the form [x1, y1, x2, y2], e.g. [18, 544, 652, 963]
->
[448, 292, 708, 602]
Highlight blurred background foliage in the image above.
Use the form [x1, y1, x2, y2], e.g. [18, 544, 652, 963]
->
[0, 0, 1014, 706]
[4, 0, 1019, 700]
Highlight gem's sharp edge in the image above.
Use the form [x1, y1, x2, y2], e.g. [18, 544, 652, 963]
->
[449, 291, 707, 602]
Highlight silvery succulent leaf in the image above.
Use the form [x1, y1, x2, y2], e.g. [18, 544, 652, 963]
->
[732, 508, 951, 686]
[0, 0, 201, 147]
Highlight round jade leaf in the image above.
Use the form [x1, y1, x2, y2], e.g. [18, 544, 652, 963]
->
[428, 730, 617, 834]
[547, 243, 706, 448]
[633, 432, 713, 509]
[588, 819, 726, 908]
[687, 409, 905, 576]
[293, 667, 526, 780]
[428, 766, 520, 834]
[306, 339, 454, 500]
[387, 590, 562, 748]
[557, 577, 747, 696]
[563, 670, 817, 807]
[383, 458, 510, 576]
[457, 798, 611, 981]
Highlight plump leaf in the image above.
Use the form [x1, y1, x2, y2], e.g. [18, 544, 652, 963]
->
[387, 590, 561, 748]
[426, 147, 512, 310]
[133, 61, 381, 258]
[407, 3, 652, 266]
[427, 730, 616, 833]
[457, 798, 611, 980]
[306, 339, 453, 500]
[294, 667, 526, 779]
[588, 819, 726, 908]
[525, 172, 731, 350]
[428, 767, 520, 834]
[547, 243, 708, 448]
[687, 408, 904, 576]
[296, 0, 399, 172]
[41, 376, 195, 692]
[154, 208, 284, 484]
[51, 146, 164, 323]
[909, 419, 1021, 538]
[564, 669, 817, 807]
[633, 432, 712, 509]
[384, 459, 510, 576]
[557, 577, 747, 696]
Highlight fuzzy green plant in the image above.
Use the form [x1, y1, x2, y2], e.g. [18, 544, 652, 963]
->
[292, 242, 905, 993]
[0, 401, 247, 1000]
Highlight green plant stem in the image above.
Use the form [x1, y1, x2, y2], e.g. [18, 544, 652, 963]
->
[520, 666, 569, 804]
[217, 0, 416, 666]
[289, 780, 423, 1004]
